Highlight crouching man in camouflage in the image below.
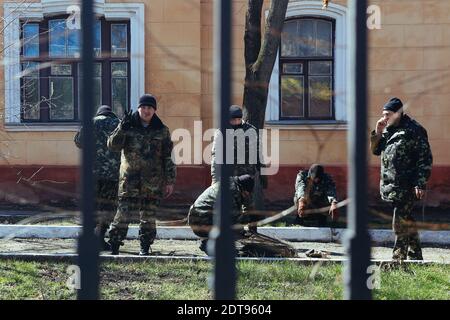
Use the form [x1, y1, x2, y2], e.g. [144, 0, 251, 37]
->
[294, 164, 339, 226]
[188, 175, 296, 257]
[74, 105, 121, 250]
[370, 97, 432, 261]
[107, 94, 176, 255]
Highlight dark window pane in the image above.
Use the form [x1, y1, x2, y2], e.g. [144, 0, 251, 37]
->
[22, 61, 40, 77]
[22, 77, 40, 120]
[281, 76, 304, 118]
[298, 20, 315, 57]
[23, 24, 39, 57]
[283, 63, 303, 74]
[51, 64, 72, 76]
[111, 24, 128, 57]
[22, 62, 40, 120]
[309, 61, 332, 75]
[309, 76, 332, 118]
[112, 78, 128, 118]
[49, 77, 74, 120]
[94, 21, 101, 57]
[111, 62, 127, 77]
[49, 20, 66, 57]
[78, 63, 102, 110]
[316, 20, 332, 56]
[79, 63, 102, 77]
[281, 21, 299, 57]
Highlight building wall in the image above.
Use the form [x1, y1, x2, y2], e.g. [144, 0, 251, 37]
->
[0, 0, 449, 207]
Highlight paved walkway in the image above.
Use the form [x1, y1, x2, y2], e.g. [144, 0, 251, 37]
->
[1, 238, 449, 263]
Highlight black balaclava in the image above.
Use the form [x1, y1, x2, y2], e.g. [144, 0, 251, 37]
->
[236, 174, 254, 193]
[229, 105, 243, 129]
[308, 164, 324, 181]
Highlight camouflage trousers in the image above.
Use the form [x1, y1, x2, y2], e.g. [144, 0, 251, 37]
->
[187, 206, 243, 239]
[95, 179, 119, 233]
[392, 198, 422, 260]
[108, 197, 159, 245]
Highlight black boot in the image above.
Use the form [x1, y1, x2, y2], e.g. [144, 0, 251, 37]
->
[108, 230, 123, 255]
[199, 239, 208, 255]
[139, 242, 151, 256]
[109, 241, 122, 255]
[95, 225, 111, 251]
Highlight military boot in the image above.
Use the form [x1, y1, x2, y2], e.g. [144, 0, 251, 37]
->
[392, 235, 408, 261]
[139, 242, 151, 256]
[109, 240, 122, 255]
[199, 239, 208, 255]
[95, 224, 111, 251]
[407, 234, 423, 260]
[108, 229, 123, 255]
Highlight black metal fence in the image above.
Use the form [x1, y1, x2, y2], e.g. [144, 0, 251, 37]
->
[77, 0, 371, 300]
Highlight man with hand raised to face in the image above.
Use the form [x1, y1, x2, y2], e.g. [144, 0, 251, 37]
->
[107, 94, 176, 256]
[370, 97, 432, 261]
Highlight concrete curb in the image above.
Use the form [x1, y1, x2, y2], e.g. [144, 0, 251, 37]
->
[1, 225, 449, 245]
[0, 252, 446, 264]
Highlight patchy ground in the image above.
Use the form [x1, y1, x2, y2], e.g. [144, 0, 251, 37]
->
[0, 259, 449, 300]
[1, 238, 449, 263]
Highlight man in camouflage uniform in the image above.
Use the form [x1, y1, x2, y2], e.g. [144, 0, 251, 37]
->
[107, 94, 176, 255]
[370, 97, 432, 261]
[210, 105, 266, 232]
[188, 175, 296, 257]
[294, 164, 339, 226]
[74, 105, 121, 250]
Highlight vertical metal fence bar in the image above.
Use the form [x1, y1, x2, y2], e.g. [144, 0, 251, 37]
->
[212, 0, 235, 300]
[77, 0, 99, 300]
[344, 0, 372, 300]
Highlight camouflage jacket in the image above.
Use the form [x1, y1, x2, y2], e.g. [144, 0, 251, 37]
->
[211, 122, 263, 183]
[370, 114, 433, 203]
[189, 178, 251, 225]
[293, 171, 337, 206]
[74, 111, 121, 181]
[107, 112, 176, 199]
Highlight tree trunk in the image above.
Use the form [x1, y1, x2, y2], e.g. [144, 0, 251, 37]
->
[243, 0, 289, 129]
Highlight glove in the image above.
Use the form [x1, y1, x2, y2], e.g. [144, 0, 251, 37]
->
[120, 109, 133, 131]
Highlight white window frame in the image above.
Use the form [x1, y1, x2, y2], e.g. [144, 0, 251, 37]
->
[3, 0, 145, 131]
[265, 1, 348, 128]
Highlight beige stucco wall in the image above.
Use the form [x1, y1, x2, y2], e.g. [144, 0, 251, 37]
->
[0, 0, 449, 167]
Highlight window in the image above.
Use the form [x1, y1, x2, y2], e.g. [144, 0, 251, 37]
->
[19, 17, 130, 122]
[279, 18, 335, 120]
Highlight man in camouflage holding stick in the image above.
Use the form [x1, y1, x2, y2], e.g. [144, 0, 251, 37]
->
[370, 97, 432, 261]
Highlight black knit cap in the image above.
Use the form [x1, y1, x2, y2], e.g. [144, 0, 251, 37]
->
[138, 94, 157, 109]
[236, 174, 254, 193]
[229, 105, 243, 119]
[383, 97, 403, 113]
[308, 164, 324, 180]
[96, 105, 112, 115]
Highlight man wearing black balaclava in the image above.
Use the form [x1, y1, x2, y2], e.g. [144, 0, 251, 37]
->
[210, 105, 266, 232]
